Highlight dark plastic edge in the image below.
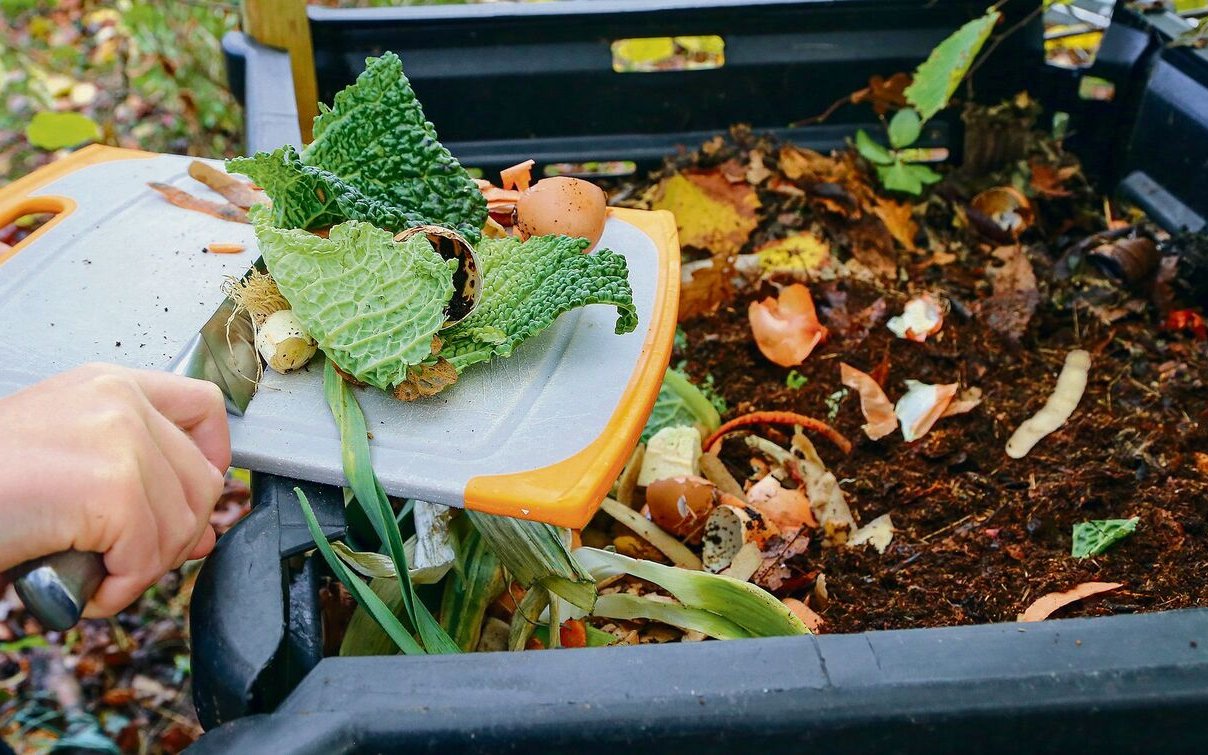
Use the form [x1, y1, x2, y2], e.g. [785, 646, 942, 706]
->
[190, 607, 1208, 754]
[190, 474, 344, 729]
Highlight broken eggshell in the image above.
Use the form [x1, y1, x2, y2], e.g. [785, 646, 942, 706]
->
[637, 426, 702, 487]
[970, 186, 1034, 240]
[839, 362, 898, 440]
[395, 225, 482, 324]
[702, 503, 780, 573]
[894, 379, 958, 442]
[746, 474, 816, 530]
[886, 293, 944, 342]
[515, 176, 608, 251]
[748, 283, 829, 367]
[645, 475, 721, 543]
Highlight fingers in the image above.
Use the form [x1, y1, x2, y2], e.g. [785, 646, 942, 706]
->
[128, 369, 232, 472]
[188, 525, 217, 561]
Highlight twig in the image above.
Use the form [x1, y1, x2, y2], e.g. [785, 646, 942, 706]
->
[964, 5, 1046, 100]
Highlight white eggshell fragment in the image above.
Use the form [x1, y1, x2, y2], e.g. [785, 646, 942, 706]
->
[255, 309, 317, 374]
[894, 380, 957, 442]
[637, 426, 702, 487]
[886, 294, 944, 342]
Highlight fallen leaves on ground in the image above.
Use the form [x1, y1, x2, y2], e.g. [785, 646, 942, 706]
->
[979, 244, 1040, 341]
[1018, 582, 1123, 622]
[651, 169, 760, 257]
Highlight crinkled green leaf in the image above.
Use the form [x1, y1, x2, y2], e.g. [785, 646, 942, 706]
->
[1072, 517, 1139, 559]
[251, 205, 454, 390]
[641, 367, 722, 443]
[229, 52, 486, 240]
[904, 10, 1000, 121]
[442, 235, 638, 372]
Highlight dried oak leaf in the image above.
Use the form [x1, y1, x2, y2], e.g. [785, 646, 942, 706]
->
[679, 257, 735, 320]
[872, 197, 918, 252]
[1028, 158, 1080, 198]
[979, 245, 1039, 341]
[851, 72, 911, 115]
[779, 145, 840, 184]
[844, 216, 899, 278]
[651, 169, 760, 258]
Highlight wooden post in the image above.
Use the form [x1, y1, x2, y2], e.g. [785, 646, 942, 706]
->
[242, 0, 319, 143]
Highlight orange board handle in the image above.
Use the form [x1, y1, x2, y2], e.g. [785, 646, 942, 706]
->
[463, 207, 681, 529]
[0, 145, 156, 268]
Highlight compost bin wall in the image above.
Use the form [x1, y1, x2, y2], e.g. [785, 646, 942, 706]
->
[197, 1, 1208, 748]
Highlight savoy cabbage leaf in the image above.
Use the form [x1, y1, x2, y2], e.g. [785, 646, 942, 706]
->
[251, 205, 455, 391]
[230, 52, 486, 240]
[441, 235, 638, 372]
[640, 368, 722, 443]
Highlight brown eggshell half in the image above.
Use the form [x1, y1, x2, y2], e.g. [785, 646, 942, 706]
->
[515, 177, 607, 251]
[645, 475, 720, 543]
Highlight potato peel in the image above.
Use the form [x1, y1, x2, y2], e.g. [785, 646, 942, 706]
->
[1006, 350, 1090, 458]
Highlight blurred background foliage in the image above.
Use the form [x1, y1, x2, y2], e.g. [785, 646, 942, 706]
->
[0, 0, 242, 186]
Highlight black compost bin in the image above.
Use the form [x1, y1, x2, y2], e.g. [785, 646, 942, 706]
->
[191, 2, 1208, 751]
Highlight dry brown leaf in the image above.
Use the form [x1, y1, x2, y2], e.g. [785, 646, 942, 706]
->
[188, 161, 267, 208]
[851, 72, 911, 115]
[679, 258, 734, 321]
[1018, 582, 1123, 622]
[149, 182, 248, 223]
[651, 170, 760, 257]
[746, 149, 772, 184]
[778, 145, 839, 184]
[873, 198, 918, 252]
[1028, 159, 1080, 198]
[980, 245, 1040, 341]
[845, 216, 899, 278]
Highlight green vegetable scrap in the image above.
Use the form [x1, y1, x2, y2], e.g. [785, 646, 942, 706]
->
[441, 234, 638, 372]
[641, 367, 723, 443]
[251, 206, 454, 391]
[229, 52, 487, 240]
[1071, 517, 1139, 559]
[785, 369, 808, 390]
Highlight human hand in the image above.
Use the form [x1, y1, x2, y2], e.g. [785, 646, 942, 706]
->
[0, 363, 230, 617]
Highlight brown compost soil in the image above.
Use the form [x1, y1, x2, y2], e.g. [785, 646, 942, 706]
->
[596, 119, 1208, 633]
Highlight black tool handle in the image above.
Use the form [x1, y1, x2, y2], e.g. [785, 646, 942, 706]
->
[7, 550, 106, 631]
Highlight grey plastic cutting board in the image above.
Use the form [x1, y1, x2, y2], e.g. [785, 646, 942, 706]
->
[0, 148, 675, 526]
